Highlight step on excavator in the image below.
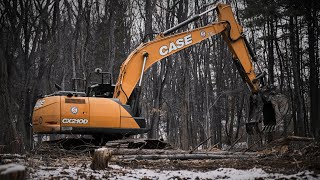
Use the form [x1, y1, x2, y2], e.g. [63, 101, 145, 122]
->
[32, 3, 288, 144]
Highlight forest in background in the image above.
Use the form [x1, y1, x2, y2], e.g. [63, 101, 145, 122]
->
[0, 0, 319, 153]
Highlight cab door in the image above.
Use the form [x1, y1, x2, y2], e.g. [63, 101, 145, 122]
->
[60, 96, 90, 128]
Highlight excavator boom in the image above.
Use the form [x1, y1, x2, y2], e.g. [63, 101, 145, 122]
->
[113, 4, 260, 105]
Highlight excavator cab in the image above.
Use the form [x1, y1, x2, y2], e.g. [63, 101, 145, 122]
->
[86, 68, 115, 98]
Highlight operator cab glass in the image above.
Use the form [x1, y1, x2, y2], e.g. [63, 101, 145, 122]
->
[87, 84, 115, 98]
[87, 68, 115, 98]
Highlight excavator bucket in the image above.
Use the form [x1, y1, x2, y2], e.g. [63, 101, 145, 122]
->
[246, 87, 288, 134]
[262, 87, 289, 131]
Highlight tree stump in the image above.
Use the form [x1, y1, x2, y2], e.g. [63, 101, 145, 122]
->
[0, 163, 25, 180]
[91, 148, 112, 170]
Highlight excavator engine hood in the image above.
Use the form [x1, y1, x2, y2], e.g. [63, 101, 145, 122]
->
[32, 93, 148, 140]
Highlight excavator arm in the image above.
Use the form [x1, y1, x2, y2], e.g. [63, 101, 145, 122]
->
[114, 4, 261, 105]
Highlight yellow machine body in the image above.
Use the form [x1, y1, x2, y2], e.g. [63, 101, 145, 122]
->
[33, 95, 146, 138]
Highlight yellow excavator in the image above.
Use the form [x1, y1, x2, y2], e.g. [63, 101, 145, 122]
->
[32, 4, 285, 143]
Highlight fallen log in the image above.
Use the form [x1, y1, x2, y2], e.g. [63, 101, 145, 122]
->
[109, 148, 257, 156]
[109, 148, 187, 155]
[270, 136, 315, 146]
[0, 163, 25, 180]
[0, 154, 26, 164]
[117, 153, 255, 161]
[274, 136, 314, 142]
[90, 148, 112, 170]
[0, 154, 25, 159]
[128, 139, 171, 149]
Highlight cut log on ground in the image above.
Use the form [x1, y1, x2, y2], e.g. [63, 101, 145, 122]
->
[117, 153, 255, 161]
[105, 139, 172, 149]
[0, 154, 25, 160]
[90, 148, 112, 170]
[109, 148, 258, 157]
[0, 163, 25, 180]
[271, 136, 315, 145]
[0, 154, 26, 164]
[109, 148, 187, 155]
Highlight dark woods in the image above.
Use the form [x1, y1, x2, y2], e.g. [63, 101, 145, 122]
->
[0, 0, 319, 153]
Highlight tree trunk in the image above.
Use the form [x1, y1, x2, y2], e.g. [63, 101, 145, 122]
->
[0, 47, 20, 153]
[107, 5, 115, 73]
[306, 0, 319, 138]
[267, 16, 275, 85]
[180, 51, 191, 150]
[289, 16, 304, 136]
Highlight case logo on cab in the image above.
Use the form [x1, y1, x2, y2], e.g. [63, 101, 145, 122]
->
[159, 34, 192, 56]
[70, 106, 78, 114]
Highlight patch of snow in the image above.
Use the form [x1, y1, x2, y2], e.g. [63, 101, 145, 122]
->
[108, 165, 318, 180]
[0, 163, 25, 175]
[0, 154, 24, 157]
[30, 165, 105, 179]
[28, 164, 319, 180]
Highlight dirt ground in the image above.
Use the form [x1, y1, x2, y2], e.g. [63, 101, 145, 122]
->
[33, 139, 320, 171]
[115, 155, 320, 174]
[2, 138, 320, 179]
[24, 148, 320, 179]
